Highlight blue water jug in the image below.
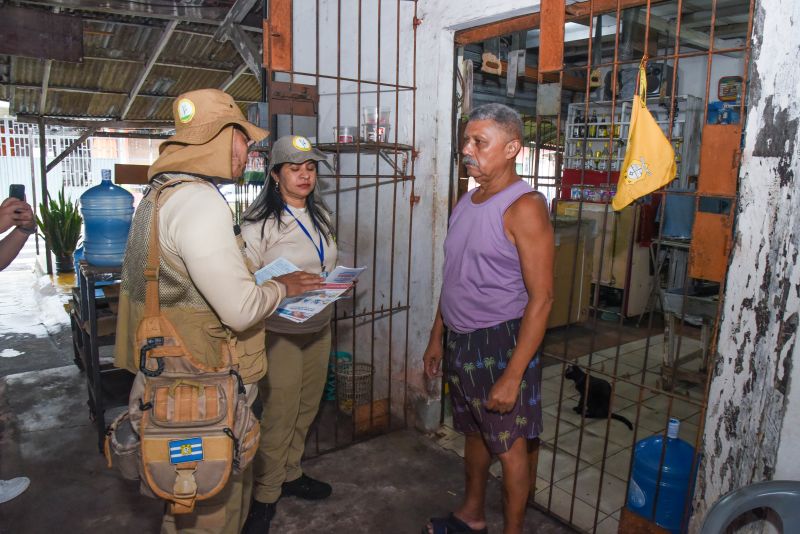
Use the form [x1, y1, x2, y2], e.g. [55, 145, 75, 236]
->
[80, 170, 134, 267]
[627, 418, 696, 533]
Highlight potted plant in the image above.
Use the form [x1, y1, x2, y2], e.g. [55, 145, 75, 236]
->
[36, 189, 82, 273]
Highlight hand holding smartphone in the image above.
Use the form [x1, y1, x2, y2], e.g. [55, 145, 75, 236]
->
[9, 184, 25, 202]
[2, 185, 35, 233]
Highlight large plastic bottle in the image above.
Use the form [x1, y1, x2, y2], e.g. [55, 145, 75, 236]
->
[80, 170, 134, 267]
[627, 418, 696, 533]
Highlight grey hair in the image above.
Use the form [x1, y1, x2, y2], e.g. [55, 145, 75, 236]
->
[468, 103, 524, 140]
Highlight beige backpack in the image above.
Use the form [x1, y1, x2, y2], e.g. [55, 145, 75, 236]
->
[105, 178, 259, 514]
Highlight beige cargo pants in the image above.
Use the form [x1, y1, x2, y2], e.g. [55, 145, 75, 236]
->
[253, 327, 332, 504]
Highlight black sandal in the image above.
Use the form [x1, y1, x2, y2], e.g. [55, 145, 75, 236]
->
[423, 513, 488, 534]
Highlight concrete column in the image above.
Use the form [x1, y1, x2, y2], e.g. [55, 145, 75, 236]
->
[691, 0, 800, 530]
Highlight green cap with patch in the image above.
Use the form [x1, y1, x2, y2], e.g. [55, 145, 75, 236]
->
[270, 135, 328, 166]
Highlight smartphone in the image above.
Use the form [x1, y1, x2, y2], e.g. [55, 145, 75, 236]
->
[9, 184, 25, 202]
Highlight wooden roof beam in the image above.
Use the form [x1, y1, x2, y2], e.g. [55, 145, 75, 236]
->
[497, 59, 585, 92]
[635, 10, 728, 51]
[454, 0, 663, 46]
[120, 19, 178, 120]
[38, 59, 51, 114]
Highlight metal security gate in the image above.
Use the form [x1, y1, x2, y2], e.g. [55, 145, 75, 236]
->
[452, 0, 753, 531]
[264, 0, 419, 457]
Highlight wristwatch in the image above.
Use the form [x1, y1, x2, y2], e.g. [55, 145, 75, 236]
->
[16, 225, 36, 236]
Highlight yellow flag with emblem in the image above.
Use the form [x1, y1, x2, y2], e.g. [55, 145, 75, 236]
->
[611, 58, 677, 211]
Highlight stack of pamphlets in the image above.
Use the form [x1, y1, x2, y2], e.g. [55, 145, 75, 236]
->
[255, 258, 366, 323]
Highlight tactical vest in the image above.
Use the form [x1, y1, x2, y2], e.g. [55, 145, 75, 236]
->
[108, 175, 263, 514]
[114, 174, 266, 384]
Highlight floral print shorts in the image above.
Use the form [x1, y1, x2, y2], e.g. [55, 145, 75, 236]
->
[445, 318, 543, 454]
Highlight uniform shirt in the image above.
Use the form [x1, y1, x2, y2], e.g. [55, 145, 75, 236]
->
[159, 182, 286, 333]
[241, 205, 338, 334]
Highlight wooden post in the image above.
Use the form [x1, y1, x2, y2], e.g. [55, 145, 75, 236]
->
[37, 116, 52, 275]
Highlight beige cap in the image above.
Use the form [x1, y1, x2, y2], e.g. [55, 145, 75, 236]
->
[270, 135, 328, 166]
[162, 89, 269, 149]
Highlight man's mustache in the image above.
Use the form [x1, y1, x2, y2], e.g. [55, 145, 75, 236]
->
[463, 156, 479, 167]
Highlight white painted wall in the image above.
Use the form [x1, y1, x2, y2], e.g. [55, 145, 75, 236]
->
[676, 50, 745, 103]
[398, 1, 545, 405]
[290, 0, 543, 418]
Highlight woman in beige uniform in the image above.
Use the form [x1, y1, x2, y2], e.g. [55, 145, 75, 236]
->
[241, 135, 337, 533]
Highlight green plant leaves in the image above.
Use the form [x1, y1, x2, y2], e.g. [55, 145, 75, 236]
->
[36, 188, 82, 255]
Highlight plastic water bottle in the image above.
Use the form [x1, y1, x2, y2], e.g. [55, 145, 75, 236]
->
[80, 170, 134, 267]
[627, 418, 696, 533]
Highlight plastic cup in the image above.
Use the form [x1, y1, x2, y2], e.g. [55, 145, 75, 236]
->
[361, 107, 391, 142]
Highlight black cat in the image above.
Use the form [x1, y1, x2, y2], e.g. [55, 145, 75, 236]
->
[564, 365, 633, 430]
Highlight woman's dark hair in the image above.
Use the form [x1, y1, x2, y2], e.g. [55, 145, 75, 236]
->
[242, 162, 335, 244]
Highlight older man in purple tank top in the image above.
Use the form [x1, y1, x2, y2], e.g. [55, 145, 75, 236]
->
[423, 103, 554, 534]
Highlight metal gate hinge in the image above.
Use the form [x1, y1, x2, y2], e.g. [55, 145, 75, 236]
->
[410, 194, 420, 206]
[413, 17, 423, 28]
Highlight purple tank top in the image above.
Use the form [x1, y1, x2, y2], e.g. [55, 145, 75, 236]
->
[440, 180, 534, 333]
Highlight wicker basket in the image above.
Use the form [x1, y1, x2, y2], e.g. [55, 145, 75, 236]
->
[335, 362, 373, 413]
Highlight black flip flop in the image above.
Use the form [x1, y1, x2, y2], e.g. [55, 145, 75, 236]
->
[423, 512, 488, 534]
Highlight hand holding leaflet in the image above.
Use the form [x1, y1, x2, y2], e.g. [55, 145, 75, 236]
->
[324, 265, 367, 284]
[254, 257, 300, 285]
[256, 258, 367, 323]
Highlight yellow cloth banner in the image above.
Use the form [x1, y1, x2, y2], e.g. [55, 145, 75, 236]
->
[611, 59, 677, 211]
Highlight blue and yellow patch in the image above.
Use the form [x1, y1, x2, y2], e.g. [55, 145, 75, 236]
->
[169, 437, 203, 464]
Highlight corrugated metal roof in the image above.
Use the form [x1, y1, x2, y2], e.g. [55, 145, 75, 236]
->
[45, 91, 127, 118]
[227, 73, 261, 101]
[51, 59, 141, 93]
[83, 21, 161, 61]
[3, 11, 263, 121]
[9, 88, 40, 116]
[160, 31, 241, 70]
[12, 57, 43, 86]
[126, 96, 173, 121]
[142, 64, 229, 99]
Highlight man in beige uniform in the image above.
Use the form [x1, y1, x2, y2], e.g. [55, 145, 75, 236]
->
[114, 88, 323, 533]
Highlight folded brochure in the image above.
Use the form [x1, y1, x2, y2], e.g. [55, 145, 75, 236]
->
[254, 258, 366, 323]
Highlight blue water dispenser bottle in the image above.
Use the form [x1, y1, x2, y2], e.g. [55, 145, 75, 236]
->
[627, 417, 697, 533]
[80, 169, 134, 267]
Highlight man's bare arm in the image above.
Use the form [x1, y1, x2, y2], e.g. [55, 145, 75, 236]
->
[423, 301, 446, 379]
[485, 192, 554, 413]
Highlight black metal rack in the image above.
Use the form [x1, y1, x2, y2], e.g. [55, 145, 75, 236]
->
[71, 261, 133, 452]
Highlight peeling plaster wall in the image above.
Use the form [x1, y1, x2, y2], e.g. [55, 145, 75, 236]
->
[690, 0, 800, 529]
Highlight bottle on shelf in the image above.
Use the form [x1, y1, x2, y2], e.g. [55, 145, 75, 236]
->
[598, 115, 608, 138]
[574, 111, 584, 138]
[588, 110, 598, 138]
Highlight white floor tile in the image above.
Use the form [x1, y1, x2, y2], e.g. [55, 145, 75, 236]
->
[615, 404, 669, 433]
[555, 428, 625, 465]
[599, 447, 634, 483]
[583, 418, 640, 448]
[535, 484, 604, 532]
[540, 412, 579, 444]
[536, 444, 589, 483]
[554, 465, 629, 516]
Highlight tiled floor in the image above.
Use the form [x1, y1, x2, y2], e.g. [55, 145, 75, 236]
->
[434, 334, 707, 533]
